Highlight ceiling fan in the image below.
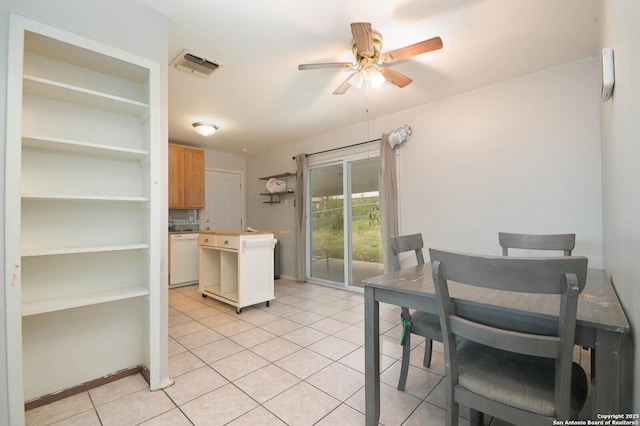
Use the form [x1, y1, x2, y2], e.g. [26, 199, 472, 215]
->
[298, 22, 443, 95]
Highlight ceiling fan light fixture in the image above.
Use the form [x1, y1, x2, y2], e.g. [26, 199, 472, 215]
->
[369, 70, 386, 88]
[192, 122, 218, 136]
[349, 66, 385, 91]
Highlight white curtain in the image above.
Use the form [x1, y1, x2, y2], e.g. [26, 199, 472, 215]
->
[294, 154, 308, 281]
[379, 133, 399, 273]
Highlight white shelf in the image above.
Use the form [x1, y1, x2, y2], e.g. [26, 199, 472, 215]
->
[22, 243, 150, 257]
[23, 75, 149, 117]
[23, 135, 149, 160]
[22, 285, 150, 316]
[202, 286, 238, 303]
[22, 194, 150, 202]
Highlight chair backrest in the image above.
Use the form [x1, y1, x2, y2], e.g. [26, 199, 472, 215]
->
[429, 248, 588, 419]
[499, 232, 575, 256]
[390, 233, 424, 272]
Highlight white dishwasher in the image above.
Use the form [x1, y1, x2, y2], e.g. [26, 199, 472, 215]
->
[169, 233, 199, 286]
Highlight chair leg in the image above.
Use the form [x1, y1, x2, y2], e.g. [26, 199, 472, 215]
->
[447, 400, 459, 426]
[469, 409, 484, 426]
[397, 331, 411, 391]
[423, 338, 433, 368]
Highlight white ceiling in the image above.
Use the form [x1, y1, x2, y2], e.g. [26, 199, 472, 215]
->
[140, 0, 600, 154]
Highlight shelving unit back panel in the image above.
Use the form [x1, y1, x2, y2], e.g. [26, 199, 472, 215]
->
[25, 30, 149, 86]
[21, 199, 148, 250]
[200, 247, 222, 290]
[220, 251, 239, 297]
[24, 52, 147, 104]
[21, 250, 148, 304]
[22, 148, 147, 198]
[23, 94, 146, 151]
[22, 298, 147, 401]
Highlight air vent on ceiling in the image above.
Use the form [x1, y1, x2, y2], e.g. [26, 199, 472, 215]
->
[171, 49, 220, 78]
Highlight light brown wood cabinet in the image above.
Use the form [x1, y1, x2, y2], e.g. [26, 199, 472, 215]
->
[169, 144, 204, 208]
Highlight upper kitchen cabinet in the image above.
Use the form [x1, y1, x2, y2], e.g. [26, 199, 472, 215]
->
[4, 15, 169, 418]
[169, 144, 205, 209]
[169, 144, 185, 207]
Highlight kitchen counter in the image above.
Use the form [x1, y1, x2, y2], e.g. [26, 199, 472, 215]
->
[169, 230, 200, 234]
[199, 230, 282, 236]
[198, 232, 276, 313]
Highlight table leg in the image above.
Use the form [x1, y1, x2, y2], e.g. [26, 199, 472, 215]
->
[593, 329, 622, 414]
[365, 286, 380, 426]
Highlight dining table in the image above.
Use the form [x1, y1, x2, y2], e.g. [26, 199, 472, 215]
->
[363, 264, 630, 426]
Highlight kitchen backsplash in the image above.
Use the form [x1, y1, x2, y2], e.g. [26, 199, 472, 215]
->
[169, 209, 200, 232]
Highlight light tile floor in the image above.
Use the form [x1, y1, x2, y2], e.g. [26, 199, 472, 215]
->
[25, 278, 593, 426]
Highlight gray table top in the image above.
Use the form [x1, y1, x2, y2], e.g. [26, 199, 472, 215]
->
[363, 265, 630, 334]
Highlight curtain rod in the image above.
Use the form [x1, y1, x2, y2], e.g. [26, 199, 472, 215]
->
[291, 137, 382, 160]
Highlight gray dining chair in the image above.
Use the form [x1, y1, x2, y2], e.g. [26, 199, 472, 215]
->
[430, 248, 589, 426]
[499, 232, 575, 256]
[499, 232, 596, 380]
[390, 233, 442, 391]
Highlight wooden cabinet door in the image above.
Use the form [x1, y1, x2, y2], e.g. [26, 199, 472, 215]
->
[168, 145, 184, 208]
[183, 147, 205, 208]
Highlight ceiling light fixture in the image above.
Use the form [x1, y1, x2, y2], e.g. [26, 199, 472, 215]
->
[192, 122, 218, 136]
[350, 64, 386, 91]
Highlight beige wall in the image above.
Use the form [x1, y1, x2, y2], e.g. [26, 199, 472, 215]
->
[248, 58, 603, 280]
[599, 0, 640, 412]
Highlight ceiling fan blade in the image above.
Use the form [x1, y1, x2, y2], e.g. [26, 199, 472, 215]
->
[381, 36, 443, 64]
[378, 66, 413, 88]
[350, 22, 374, 58]
[298, 62, 355, 71]
[333, 73, 355, 95]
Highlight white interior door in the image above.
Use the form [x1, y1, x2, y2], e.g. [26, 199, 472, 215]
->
[203, 169, 244, 231]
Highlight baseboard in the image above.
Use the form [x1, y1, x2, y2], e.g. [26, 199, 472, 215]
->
[277, 274, 298, 281]
[25, 365, 143, 411]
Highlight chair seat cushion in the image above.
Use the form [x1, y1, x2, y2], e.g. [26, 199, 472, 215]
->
[457, 340, 588, 418]
[410, 310, 442, 339]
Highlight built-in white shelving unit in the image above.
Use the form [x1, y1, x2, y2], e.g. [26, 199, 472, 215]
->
[4, 16, 167, 421]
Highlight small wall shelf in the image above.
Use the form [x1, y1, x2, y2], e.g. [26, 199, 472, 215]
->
[258, 172, 295, 204]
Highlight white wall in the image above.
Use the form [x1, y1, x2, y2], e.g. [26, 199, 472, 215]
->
[399, 59, 602, 263]
[248, 58, 603, 278]
[0, 1, 169, 423]
[599, 0, 640, 412]
[203, 148, 246, 172]
[0, 9, 8, 424]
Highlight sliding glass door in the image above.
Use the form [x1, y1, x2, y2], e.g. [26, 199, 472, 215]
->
[308, 155, 383, 289]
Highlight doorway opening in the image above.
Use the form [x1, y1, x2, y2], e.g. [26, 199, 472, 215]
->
[307, 155, 383, 290]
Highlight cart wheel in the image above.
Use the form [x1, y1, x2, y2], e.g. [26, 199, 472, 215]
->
[236, 307, 243, 314]
[266, 300, 271, 307]
[202, 294, 207, 298]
